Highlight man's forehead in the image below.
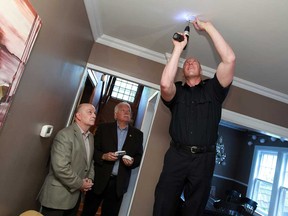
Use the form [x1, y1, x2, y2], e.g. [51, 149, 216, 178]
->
[80, 104, 94, 111]
[119, 104, 130, 109]
[184, 58, 198, 63]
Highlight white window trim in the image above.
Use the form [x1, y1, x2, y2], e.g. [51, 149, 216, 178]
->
[247, 145, 288, 216]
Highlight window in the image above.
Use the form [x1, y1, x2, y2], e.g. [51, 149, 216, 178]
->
[111, 78, 138, 103]
[247, 146, 288, 216]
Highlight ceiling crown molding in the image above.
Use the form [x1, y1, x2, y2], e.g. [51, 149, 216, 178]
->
[96, 35, 167, 64]
[84, 0, 103, 39]
[96, 34, 288, 104]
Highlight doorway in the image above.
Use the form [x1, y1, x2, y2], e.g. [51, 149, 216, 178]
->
[73, 67, 160, 216]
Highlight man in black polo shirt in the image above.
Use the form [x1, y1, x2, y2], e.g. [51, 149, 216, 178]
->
[153, 17, 236, 216]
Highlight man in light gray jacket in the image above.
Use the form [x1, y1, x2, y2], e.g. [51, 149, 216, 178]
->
[38, 103, 96, 216]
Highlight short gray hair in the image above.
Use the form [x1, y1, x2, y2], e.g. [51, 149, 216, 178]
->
[114, 102, 131, 114]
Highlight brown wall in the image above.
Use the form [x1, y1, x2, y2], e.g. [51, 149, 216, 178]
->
[0, 1, 93, 215]
[224, 86, 288, 128]
[88, 42, 288, 216]
[0, 4, 287, 214]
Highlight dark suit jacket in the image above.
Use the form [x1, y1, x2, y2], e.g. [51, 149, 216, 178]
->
[93, 121, 143, 197]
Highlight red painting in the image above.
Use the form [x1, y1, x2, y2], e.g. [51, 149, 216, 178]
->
[0, 0, 41, 129]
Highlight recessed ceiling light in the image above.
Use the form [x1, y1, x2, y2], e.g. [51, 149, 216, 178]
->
[174, 12, 197, 23]
[185, 14, 196, 22]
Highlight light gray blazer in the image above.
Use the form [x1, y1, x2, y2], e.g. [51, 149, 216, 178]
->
[38, 122, 94, 209]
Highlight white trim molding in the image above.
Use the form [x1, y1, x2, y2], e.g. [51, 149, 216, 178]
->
[222, 109, 288, 140]
[213, 174, 248, 187]
[86, 63, 160, 90]
[95, 35, 288, 104]
[84, 0, 103, 39]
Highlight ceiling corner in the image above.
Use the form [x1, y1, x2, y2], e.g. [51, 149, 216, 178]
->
[84, 0, 103, 41]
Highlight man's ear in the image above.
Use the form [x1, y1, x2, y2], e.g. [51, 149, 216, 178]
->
[75, 112, 81, 120]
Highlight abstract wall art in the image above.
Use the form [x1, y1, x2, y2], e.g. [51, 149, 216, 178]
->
[0, 0, 41, 129]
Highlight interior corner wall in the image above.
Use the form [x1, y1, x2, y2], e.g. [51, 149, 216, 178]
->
[0, 1, 93, 215]
[88, 42, 288, 216]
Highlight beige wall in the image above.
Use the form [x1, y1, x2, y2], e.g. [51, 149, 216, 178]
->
[0, 1, 93, 215]
[88, 42, 288, 215]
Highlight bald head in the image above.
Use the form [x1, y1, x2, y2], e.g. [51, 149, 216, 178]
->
[76, 103, 91, 113]
[74, 103, 96, 132]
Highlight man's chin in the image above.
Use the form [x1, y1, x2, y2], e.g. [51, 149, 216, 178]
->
[89, 121, 95, 126]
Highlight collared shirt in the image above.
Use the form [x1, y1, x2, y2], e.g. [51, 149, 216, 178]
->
[76, 123, 91, 160]
[112, 123, 128, 175]
[162, 75, 230, 147]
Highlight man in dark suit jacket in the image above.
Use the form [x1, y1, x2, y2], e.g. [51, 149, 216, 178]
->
[81, 102, 143, 216]
[38, 103, 96, 216]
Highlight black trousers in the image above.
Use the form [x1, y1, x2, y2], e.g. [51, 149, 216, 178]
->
[81, 176, 123, 216]
[153, 146, 216, 216]
[41, 194, 81, 216]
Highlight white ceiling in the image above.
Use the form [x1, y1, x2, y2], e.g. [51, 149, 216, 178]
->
[84, 0, 288, 104]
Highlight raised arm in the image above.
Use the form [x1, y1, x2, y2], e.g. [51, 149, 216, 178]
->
[160, 33, 187, 101]
[192, 17, 236, 87]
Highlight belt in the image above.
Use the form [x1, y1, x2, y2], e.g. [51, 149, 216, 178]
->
[171, 140, 215, 154]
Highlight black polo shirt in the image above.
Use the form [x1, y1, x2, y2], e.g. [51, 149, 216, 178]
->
[162, 75, 230, 147]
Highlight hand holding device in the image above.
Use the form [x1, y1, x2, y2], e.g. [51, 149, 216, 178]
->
[123, 155, 133, 161]
[115, 150, 126, 157]
[172, 25, 190, 50]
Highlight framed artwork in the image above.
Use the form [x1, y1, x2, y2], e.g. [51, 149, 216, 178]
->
[0, 0, 41, 129]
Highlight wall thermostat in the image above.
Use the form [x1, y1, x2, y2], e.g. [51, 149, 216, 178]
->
[40, 125, 53, 138]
